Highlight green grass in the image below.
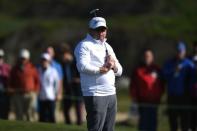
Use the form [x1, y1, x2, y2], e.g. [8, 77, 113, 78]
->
[0, 89, 169, 131]
[0, 119, 169, 131]
[0, 119, 139, 131]
[0, 120, 139, 131]
[0, 120, 85, 131]
[0, 115, 168, 131]
[117, 88, 131, 112]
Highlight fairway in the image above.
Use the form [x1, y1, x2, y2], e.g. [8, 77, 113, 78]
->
[0, 88, 170, 131]
[0, 118, 169, 131]
[0, 120, 138, 131]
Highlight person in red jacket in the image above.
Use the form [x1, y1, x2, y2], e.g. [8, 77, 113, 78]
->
[0, 49, 11, 119]
[9, 49, 40, 121]
[130, 49, 164, 131]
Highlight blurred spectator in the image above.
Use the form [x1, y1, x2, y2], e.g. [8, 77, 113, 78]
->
[37, 53, 59, 123]
[0, 49, 11, 119]
[61, 44, 83, 125]
[9, 49, 40, 121]
[46, 46, 63, 101]
[163, 42, 194, 131]
[189, 41, 197, 131]
[130, 49, 164, 131]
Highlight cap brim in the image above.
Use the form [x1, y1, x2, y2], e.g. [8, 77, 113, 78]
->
[90, 22, 107, 29]
[41, 58, 49, 61]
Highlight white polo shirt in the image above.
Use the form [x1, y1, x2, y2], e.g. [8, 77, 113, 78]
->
[74, 34, 123, 96]
[38, 66, 59, 101]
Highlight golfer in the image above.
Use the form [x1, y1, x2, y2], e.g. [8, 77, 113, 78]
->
[74, 16, 122, 131]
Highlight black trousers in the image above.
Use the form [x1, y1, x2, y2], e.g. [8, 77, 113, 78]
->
[0, 93, 10, 119]
[138, 105, 158, 131]
[63, 98, 83, 125]
[168, 96, 190, 131]
[84, 95, 117, 131]
[63, 85, 83, 125]
[189, 97, 197, 131]
[38, 100, 55, 123]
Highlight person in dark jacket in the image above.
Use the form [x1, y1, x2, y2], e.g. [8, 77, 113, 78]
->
[130, 49, 164, 131]
[189, 41, 197, 131]
[61, 45, 83, 125]
[163, 42, 194, 131]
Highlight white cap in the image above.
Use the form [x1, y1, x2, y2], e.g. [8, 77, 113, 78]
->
[193, 55, 197, 61]
[89, 17, 107, 29]
[19, 49, 30, 59]
[0, 49, 4, 56]
[41, 53, 51, 61]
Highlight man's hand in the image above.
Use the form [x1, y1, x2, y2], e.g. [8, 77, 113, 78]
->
[101, 56, 118, 74]
[56, 93, 63, 101]
[100, 66, 110, 74]
[105, 55, 115, 68]
[105, 55, 117, 71]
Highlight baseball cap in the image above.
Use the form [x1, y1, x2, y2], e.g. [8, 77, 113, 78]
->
[177, 42, 186, 52]
[0, 49, 4, 56]
[41, 53, 51, 61]
[89, 17, 107, 29]
[19, 49, 30, 59]
[193, 55, 197, 62]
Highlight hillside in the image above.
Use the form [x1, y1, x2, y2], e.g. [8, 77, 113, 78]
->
[0, 0, 196, 74]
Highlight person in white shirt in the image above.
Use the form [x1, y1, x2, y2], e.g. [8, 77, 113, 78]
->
[74, 16, 122, 131]
[37, 53, 59, 123]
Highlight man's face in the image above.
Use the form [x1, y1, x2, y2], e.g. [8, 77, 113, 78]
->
[0, 56, 3, 64]
[46, 47, 55, 58]
[20, 57, 28, 64]
[177, 50, 186, 60]
[41, 59, 50, 68]
[144, 50, 154, 66]
[91, 27, 107, 42]
[63, 52, 73, 62]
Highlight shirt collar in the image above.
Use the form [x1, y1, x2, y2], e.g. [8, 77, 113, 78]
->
[86, 34, 107, 45]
